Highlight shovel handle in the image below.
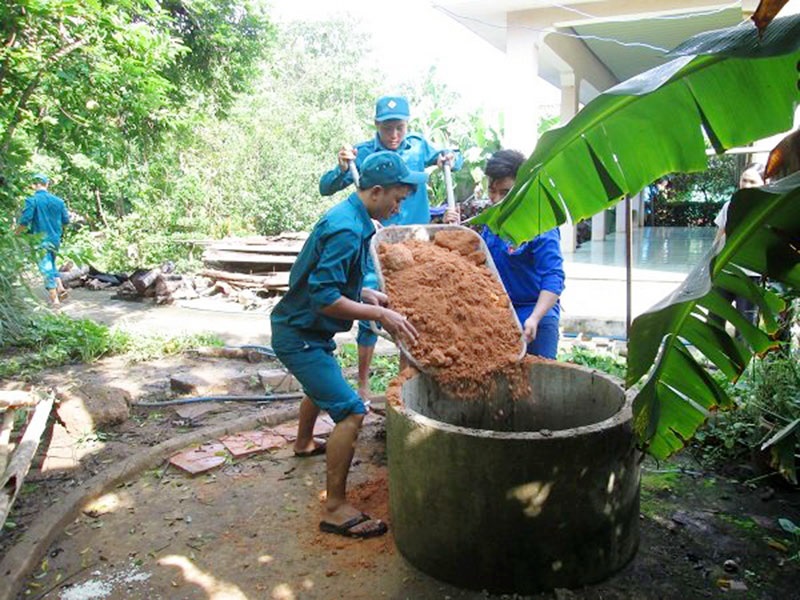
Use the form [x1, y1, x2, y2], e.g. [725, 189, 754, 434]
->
[349, 160, 360, 189]
[443, 162, 456, 211]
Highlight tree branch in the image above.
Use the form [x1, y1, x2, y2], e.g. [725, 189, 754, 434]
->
[0, 37, 88, 155]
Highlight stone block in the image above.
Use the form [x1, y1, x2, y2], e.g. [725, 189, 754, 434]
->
[170, 372, 209, 395]
[56, 384, 131, 430]
[259, 368, 302, 393]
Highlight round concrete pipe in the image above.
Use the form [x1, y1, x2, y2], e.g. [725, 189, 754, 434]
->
[387, 361, 640, 594]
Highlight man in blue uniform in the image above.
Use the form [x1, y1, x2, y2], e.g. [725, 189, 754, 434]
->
[272, 151, 421, 539]
[16, 173, 70, 307]
[319, 95, 463, 399]
[445, 150, 565, 358]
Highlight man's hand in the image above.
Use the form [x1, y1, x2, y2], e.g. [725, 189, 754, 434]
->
[443, 207, 461, 225]
[361, 288, 388, 307]
[379, 307, 418, 347]
[337, 145, 357, 171]
[523, 315, 539, 343]
[436, 152, 455, 169]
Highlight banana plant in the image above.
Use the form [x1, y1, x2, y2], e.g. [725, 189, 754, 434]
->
[628, 174, 800, 462]
[472, 15, 800, 245]
[473, 14, 800, 466]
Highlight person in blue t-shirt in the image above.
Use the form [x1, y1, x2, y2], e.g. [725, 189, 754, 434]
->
[445, 149, 565, 358]
[319, 95, 463, 400]
[272, 151, 421, 539]
[16, 173, 70, 307]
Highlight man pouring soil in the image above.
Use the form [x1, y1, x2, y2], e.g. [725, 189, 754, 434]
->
[319, 95, 463, 401]
[271, 151, 421, 539]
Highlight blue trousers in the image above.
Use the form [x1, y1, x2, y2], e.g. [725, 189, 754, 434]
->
[271, 329, 366, 423]
[526, 316, 560, 359]
[357, 269, 379, 347]
[38, 250, 59, 290]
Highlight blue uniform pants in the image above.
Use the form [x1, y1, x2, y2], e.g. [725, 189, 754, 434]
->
[526, 316, 560, 359]
[271, 330, 366, 423]
[38, 250, 59, 290]
[357, 269, 379, 347]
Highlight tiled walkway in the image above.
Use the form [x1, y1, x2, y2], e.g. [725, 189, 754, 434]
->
[560, 226, 716, 337]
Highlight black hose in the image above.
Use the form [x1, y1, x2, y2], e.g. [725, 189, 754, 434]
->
[132, 392, 304, 407]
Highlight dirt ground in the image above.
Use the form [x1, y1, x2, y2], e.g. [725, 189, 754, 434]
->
[2, 293, 799, 599]
[1, 351, 799, 599]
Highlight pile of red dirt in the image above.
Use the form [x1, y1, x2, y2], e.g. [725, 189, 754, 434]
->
[377, 229, 531, 401]
[307, 467, 395, 571]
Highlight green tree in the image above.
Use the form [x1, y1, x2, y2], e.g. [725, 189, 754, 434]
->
[1, 0, 273, 336]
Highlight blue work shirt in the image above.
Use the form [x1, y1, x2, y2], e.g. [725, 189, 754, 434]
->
[482, 226, 565, 324]
[319, 133, 463, 226]
[271, 194, 375, 343]
[19, 190, 69, 250]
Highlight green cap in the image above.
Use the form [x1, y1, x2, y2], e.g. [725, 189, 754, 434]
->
[358, 151, 427, 190]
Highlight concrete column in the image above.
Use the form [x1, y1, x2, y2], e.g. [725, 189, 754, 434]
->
[635, 191, 645, 228]
[559, 72, 580, 121]
[615, 198, 629, 233]
[559, 72, 579, 253]
[592, 211, 606, 241]
[504, 25, 541, 155]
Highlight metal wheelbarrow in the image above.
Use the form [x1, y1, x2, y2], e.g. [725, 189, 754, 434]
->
[368, 223, 527, 373]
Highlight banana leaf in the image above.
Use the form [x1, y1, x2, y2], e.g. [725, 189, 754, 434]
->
[761, 417, 800, 485]
[628, 173, 800, 459]
[472, 15, 800, 245]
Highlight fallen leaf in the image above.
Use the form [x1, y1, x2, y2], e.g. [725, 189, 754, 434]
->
[767, 538, 789, 552]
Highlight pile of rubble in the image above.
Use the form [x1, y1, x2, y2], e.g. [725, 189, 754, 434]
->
[59, 233, 308, 308]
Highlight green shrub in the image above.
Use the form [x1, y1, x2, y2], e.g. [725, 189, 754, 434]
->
[1, 313, 223, 378]
[694, 351, 800, 483]
[558, 345, 627, 380]
[1, 314, 127, 377]
[653, 201, 723, 227]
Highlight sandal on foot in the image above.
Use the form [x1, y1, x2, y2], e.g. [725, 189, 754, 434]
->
[293, 442, 326, 458]
[319, 513, 387, 539]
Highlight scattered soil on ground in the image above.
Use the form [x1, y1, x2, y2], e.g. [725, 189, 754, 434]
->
[378, 230, 529, 401]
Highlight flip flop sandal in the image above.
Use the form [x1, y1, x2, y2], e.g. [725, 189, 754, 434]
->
[319, 513, 388, 539]
[293, 442, 326, 458]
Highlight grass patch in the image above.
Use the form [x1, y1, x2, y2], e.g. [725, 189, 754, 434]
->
[337, 343, 399, 395]
[718, 513, 762, 536]
[639, 468, 684, 518]
[558, 345, 626, 379]
[0, 313, 223, 378]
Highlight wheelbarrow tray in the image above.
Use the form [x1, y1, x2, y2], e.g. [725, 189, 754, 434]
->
[369, 224, 527, 372]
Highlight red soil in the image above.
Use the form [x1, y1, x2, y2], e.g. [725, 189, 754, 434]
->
[378, 230, 531, 401]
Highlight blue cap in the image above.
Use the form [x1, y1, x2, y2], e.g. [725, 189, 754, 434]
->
[375, 96, 410, 122]
[359, 151, 427, 190]
[32, 173, 50, 184]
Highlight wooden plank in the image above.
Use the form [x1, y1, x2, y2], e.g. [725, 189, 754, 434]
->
[0, 411, 15, 478]
[206, 243, 303, 254]
[203, 250, 297, 265]
[198, 269, 290, 287]
[175, 233, 309, 247]
[0, 391, 38, 410]
[0, 394, 55, 528]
